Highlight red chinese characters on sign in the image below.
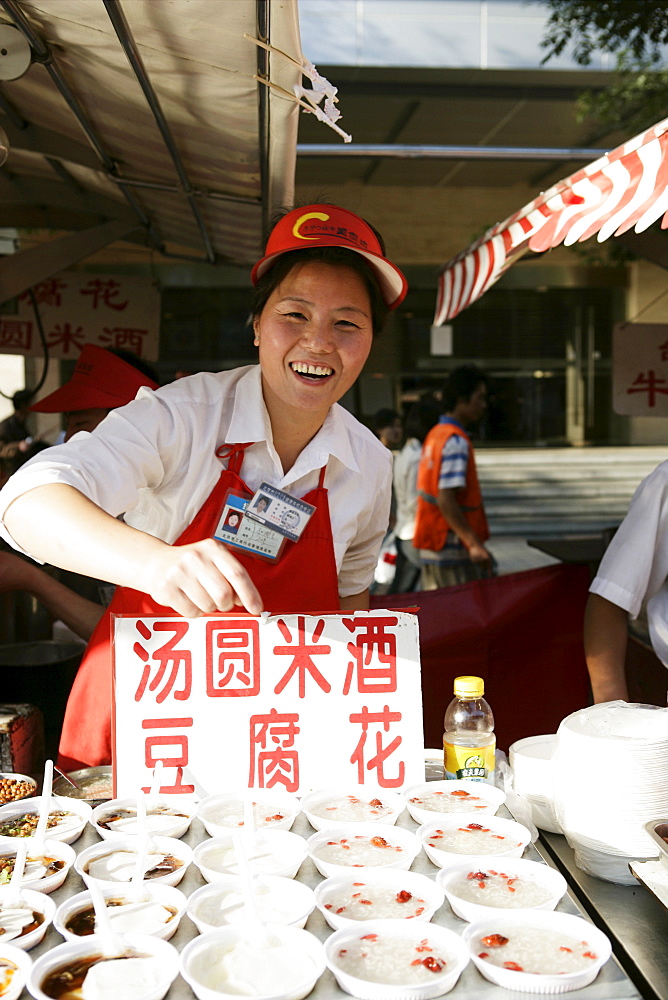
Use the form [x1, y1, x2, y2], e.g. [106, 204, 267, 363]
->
[133, 621, 192, 703]
[140, 717, 194, 794]
[273, 616, 332, 697]
[349, 705, 405, 788]
[80, 278, 129, 311]
[206, 620, 260, 697]
[626, 370, 668, 407]
[249, 709, 300, 791]
[46, 322, 85, 355]
[342, 615, 398, 694]
[19, 279, 68, 307]
[659, 340, 668, 362]
[0, 319, 32, 350]
[99, 327, 149, 353]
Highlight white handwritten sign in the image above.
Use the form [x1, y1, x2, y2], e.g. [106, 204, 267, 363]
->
[614, 322, 668, 416]
[0, 273, 159, 360]
[112, 611, 424, 799]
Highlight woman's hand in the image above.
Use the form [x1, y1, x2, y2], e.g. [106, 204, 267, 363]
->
[138, 538, 264, 617]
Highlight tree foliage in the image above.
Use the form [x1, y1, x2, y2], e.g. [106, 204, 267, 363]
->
[541, 1, 668, 66]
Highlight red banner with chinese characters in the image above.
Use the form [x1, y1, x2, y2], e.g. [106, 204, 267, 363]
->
[372, 564, 591, 752]
[613, 322, 668, 416]
[0, 273, 160, 360]
[112, 611, 424, 798]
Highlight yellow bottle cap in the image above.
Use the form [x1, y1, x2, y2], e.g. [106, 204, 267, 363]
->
[453, 675, 484, 699]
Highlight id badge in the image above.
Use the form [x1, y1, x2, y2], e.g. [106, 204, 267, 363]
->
[213, 488, 287, 562]
[245, 482, 316, 542]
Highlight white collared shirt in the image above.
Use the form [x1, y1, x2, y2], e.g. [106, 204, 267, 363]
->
[590, 459, 668, 667]
[0, 366, 392, 598]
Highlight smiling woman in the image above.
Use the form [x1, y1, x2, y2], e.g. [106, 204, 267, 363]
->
[0, 203, 408, 770]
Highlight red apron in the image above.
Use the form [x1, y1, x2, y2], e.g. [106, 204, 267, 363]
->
[57, 443, 340, 770]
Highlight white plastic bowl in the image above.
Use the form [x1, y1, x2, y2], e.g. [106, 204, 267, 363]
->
[28, 932, 179, 1000]
[325, 918, 470, 1000]
[315, 869, 444, 931]
[0, 795, 91, 846]
[75, 835, 192, 887]
[307, 823, 422, 878]
[403, 780, 505, 825]
[187, 875, 315, 932]
[193, 829, 308, 882]
[436, 856, 567, 922]
[196, 791, 301, 836]
[0, 941, 32, 1000]
[417, 814, 531, 871]
[0, 839, 75, 894]
[0, 889, 55, 950]
[300, 787, 404, 831]
[91, 797, 195, 840]
[463, 910, 611, 993]
[180, 923, 326, 1000]
[54, 883, 187, 941]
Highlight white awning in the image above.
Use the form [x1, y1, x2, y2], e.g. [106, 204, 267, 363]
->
[435, 115, 668, 324]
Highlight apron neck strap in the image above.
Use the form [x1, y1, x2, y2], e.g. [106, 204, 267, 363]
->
[216, 442, 252, 475]
[318, 465, 327, 488]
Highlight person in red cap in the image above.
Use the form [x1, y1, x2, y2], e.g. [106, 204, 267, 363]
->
[30, 345, 159, 442]
[0, 203, 407, 769]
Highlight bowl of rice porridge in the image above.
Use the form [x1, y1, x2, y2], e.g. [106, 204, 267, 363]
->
[301, 788, 404, 831]
[307, 824, 421, 878]
[403, 780, 504, 825]
[196, 791, 301, 836]
[418, 814, 530, 870]
[315, 869, 444, 930]
[325, 919, 469, 1000]
[437, 857, 567, 922]
[193, 829, 308, 881]
[463, 910, 611, 992]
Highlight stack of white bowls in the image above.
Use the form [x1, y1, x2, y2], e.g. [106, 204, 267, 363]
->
[508, 734, 561, 834]
[551, 702, 668, 884]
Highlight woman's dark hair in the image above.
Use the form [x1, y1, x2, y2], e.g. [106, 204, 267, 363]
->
[442, 365, 487, 411]
[250, 246, 389, 336]
[404, 396, 441, 444]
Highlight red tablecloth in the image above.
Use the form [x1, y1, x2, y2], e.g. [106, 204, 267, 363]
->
[371, 563, 591, 751]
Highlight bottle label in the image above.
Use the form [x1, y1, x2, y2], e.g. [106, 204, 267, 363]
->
[443, 739, 495, 782]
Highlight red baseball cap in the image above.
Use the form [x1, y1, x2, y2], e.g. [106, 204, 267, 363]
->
[250, 204, 408, 309]
[30, 344, 159, 413]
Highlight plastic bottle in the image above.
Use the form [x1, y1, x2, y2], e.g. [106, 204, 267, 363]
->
[443, 675, 495, 783]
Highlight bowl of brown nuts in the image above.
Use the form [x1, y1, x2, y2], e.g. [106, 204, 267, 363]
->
[0, 773, 37, 805]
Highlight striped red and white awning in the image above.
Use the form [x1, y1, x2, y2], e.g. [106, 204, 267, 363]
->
[434, 115, 668, 325]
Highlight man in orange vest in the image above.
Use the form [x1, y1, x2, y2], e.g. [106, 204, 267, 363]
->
[413, 365, 495, 589]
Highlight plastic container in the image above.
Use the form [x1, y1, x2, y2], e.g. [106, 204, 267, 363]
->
[0, 840, 75, 894]
[54, 884, 187, 941]
[324, 919, 469, 999]
[0, 795, 91, 846]
[443, 675, 495, 783]
[193, 830, 308, 882]
[301, 788, 404, 831]
[0, 941, 32, 1000]
[403, 779, 504, 825]
[307, 824, 421, 878]
[436, 856, 567, 922]
[463, 910, 611, 992]
[28, 932, 180, 1000]
[417, 815, 531, 870]
[179, 923, 326, 1000]
[91, 797, 195, 840]
[187, 876, 315, 932]
[75, 835, 192, 888]
[196, 791, 300, 836]
[0, 889, 56, 950]
[315, 869, 444, 931]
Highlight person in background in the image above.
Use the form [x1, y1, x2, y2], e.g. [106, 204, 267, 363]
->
[413, 365, 494, 589]
[0, 345, 160, 641]
[0, 389, 44, 480]
[584, 462, 668, 703]
[373, 408, 403, 451]
[390, 394, 442, 593]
